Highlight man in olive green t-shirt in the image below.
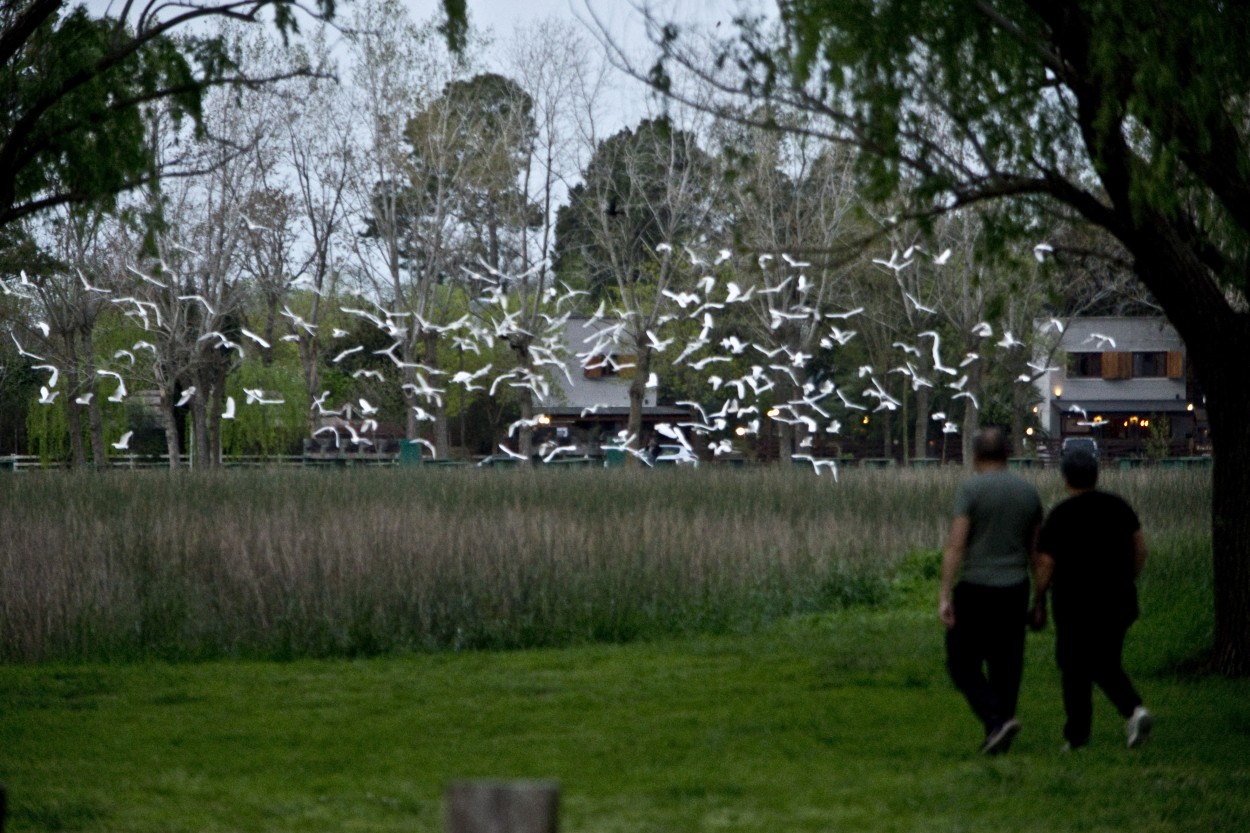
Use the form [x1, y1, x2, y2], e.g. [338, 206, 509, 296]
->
[939, 427, 1042, 755]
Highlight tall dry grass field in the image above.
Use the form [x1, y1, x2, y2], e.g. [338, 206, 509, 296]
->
[0, 466, 1211, 663]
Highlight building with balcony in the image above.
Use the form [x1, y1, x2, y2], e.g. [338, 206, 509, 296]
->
[1034, 316, 1206, 455]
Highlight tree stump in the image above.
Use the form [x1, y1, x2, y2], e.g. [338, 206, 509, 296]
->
[445, 780, 559, 833]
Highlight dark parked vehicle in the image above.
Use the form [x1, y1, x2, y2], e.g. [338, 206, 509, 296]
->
[1061, 436, 1100, 459]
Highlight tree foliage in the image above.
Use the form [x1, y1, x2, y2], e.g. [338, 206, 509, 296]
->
[652, 0, 1250, 673]
[0, 0, 352, 231]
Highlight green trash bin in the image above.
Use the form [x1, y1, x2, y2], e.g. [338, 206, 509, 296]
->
[399, 441, 424, 466]
[604, 448, 626, 467]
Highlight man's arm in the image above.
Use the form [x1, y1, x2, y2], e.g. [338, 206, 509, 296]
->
[939, 515, 970, 629]
[1132, 529, 1148, 577]
[1031, 550, 1055, 630]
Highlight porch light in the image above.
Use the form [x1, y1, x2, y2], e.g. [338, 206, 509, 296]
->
[734, 425, 748, 437]
[536, 414, 551, 426]
[1187, 402, 1195, 411]
[1025, 427, 1035, 437]
[1052, 385, 1063, 398]
[766, 407, 781, 417]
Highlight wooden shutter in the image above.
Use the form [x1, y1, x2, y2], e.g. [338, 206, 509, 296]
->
[1101, 352, 1131, 380]
[615, 355, 637, 379]
[1166, 351, 1184, 379]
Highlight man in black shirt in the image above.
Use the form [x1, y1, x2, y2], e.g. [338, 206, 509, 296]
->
[1031, 448, 1152, 750]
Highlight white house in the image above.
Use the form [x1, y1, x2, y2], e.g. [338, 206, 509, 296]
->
[1033, 316, 1203, 450]
[535, 317, 688, 451]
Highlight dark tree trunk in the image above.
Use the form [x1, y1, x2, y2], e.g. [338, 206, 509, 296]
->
[1130, 222, 1250, 675]
[626, 348, 652, 465]
[914, 385, 930, 461]
[162, 401, 183, 470]
[1208, 382, 1250, 674]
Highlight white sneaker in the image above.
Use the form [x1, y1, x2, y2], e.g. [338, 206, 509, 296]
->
[981, 718, 1021, 755]
[1126, 706, 1153, 748]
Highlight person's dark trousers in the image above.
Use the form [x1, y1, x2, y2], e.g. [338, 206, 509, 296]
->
[946, 580, 1030, 734]
[1056, 620, 1142, 747]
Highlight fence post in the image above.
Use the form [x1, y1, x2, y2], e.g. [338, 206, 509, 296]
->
[445, 780, 558, 833]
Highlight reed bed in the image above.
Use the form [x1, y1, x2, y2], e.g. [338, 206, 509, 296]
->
[0, 465, 1211, 663]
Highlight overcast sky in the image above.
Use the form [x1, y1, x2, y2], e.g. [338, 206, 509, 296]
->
[400, 0, 772, 132]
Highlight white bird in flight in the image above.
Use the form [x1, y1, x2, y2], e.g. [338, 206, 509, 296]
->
[78, 269, 110, 294]
[240, 328, 270, 349]
[33, 363, 59, 388]
[997, 331, 1025, 349]
[872, 249, 913, 273]
[97, 369, 127, 402]
[178, 294, 215, 315]
[332, 345, 364, 363]
[1085, 332, 1116, 349]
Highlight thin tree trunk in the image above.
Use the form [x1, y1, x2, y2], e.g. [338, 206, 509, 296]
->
[776, 376, 795, 465]
[1010, 384, 1027, 458]
[190, 396, 210, 469]
[879, 408, 892, 460]
[160, 393, 182, 470]
[62, 335, 87, 469]
[80, 327, 107, 469]
[777, 420, 795, 465]
[961, 360, 982, 467]
[627, 354, 649, 465]
[914, 385, 930, 461]
[207, 364, 227, 467]
[517, 388, 534, 464]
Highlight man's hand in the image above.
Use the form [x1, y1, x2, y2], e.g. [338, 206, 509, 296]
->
[939, 599, 956, 630]
[1029, 600, 1047, 632]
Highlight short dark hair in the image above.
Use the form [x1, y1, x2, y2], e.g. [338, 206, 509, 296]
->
[1061, 448, 1099, 489]
[973, 427, 1010, 462]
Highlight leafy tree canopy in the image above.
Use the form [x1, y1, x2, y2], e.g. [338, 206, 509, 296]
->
[0, 0, 471, 231]
[667, 0, 1250, 673]
[553, 117, 713, 295]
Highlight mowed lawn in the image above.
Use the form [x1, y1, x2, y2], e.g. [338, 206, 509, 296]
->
[3, 606, 1248, 833]
[1, 467, 1244, 831]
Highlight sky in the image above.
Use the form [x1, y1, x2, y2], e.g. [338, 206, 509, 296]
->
[403, 0, 773, 132]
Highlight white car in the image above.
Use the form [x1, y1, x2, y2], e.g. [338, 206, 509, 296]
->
[653, 443, 699, 467]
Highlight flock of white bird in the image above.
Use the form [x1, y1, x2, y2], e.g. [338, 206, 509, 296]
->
[3, 237, 1086, 471]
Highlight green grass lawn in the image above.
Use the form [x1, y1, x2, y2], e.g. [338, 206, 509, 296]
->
[3, 605, 1247, 833]
[0, 469, 1240, 831]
